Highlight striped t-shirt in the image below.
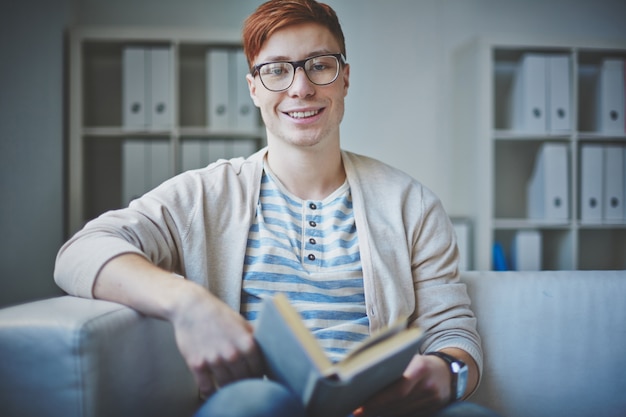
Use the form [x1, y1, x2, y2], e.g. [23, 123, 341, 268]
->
[241, 166, 369, 362]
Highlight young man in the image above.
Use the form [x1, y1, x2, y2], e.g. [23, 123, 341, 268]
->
[55, 1, 499, 416]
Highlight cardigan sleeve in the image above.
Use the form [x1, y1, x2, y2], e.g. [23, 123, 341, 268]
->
[53, 173, 199, 299]
[410, 186, 483, 376]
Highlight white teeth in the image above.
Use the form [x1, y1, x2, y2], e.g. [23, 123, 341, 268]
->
[288, 110, 318, 119]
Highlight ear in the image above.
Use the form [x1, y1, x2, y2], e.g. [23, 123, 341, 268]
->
[342, 63, 350, 97]
[246, 74, 261, 107]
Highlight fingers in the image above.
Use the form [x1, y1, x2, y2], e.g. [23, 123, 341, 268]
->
[192, 336, 264, 398]
[171, 290, 264, 398]
[355, 355, 446, 417]
[193, 356, 239, 399]
[196, 369, 219, 400]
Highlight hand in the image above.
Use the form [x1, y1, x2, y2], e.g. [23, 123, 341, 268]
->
[93, 254, 264, 399]
[353, 354, 450, 417]
[170, 284, 264, 398]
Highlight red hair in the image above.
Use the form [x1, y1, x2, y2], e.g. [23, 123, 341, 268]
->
[242, 0, 346, 69]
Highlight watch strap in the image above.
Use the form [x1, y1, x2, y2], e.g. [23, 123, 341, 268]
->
[425, 351, 464, 402]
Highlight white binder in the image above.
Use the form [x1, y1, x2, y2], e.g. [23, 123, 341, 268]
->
[451, 218, 472, 271]
[207, 49, 231, 130]
[122, 139, 171, 206]
[597, 59, 625, 134]
[622, 146, 626, 222]
[149, 48, 173, 130]
[512, 54, 547, 134]
[603, 145, 624, 221]
[580, 144, 604, 223]
[527, 143, 569, 221]
[547, 55, 571, 133]
[511, 230, 542, 271]
[180, 139, 204, 172]
[123, 48, 147, 129]
[122, 139, 148, 206]
[148, 140, 171, 190]
[232, 50, 259, 131]
[231, 138, 258, 159]
[207, 138, 230, 161]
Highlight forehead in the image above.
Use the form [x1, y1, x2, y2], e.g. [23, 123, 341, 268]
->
[255, 22, 341, 63]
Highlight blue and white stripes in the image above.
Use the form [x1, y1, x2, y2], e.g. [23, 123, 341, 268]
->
[241, 168, 369, 362]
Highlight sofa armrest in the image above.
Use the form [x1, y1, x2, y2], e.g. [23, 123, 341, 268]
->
[0, 296, 198, 417]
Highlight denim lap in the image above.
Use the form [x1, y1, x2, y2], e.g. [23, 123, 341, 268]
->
[194, 378, 501, 417]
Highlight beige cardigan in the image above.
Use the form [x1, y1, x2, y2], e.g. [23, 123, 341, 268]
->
[55, 148, 482, 374]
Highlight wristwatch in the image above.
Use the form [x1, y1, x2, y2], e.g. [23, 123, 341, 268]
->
[426, 351, 468, 402]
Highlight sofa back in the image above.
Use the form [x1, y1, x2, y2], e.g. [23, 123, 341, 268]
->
[2, 271, 625, 417]
[461, 270, 626, 417]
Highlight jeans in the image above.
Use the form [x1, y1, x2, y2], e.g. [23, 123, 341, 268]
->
[193, 379, 502, 417]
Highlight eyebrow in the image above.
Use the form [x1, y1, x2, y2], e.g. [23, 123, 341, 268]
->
[258, 49, 338, 64]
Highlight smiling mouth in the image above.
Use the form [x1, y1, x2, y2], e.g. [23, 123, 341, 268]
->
[286, 109, 321, 119]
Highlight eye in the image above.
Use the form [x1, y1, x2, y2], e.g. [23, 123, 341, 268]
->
[307, 56, 338, 73]
[260, 63, 291, 77]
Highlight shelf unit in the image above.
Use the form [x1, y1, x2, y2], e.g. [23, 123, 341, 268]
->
[452, 37, 626, 270]
[67, 27, 265, 237]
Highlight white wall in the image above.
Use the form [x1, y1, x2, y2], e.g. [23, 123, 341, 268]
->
[74, 0, 626, 212]
[1, 0, 625, 306]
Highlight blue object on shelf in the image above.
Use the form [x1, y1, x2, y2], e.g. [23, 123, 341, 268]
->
[493, 242, 509, 271]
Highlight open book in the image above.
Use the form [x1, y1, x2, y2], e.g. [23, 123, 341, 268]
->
[254, 293, 424, 417]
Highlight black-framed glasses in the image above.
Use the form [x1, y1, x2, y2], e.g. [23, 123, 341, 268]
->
[251, 53, 345, 92]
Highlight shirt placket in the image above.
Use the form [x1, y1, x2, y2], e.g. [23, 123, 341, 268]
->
[303, 201, 322, 268]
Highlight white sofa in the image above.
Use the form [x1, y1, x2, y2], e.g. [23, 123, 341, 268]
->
[1, 270, 625, 417]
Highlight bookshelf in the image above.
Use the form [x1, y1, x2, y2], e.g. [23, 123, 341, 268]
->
[452, 37, 626, 270]
[66, 27, 265, 236]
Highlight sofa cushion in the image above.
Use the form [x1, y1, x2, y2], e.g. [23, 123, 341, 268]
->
[462, 270, 626, 417]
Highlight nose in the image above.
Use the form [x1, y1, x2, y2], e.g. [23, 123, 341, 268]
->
[288, 67, 315, 97]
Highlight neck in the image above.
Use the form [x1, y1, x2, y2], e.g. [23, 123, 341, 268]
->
[266, 142, 345, 201]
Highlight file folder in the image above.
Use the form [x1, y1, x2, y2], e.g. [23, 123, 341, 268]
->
[207, 49, 231, 130]
[511, 230, 542, 271]
[122, 139, 171, 206]
[603, 145, 624, 222]
[579, 144, 604, 223]
[597, 59, 625, 134]
[451, 218, 472, 271]
[181, 139, 204, 172]
[622, 146, 626, 222]
[230, 138, 258, 159]
[148, 140, 171, 191]
[123, 47, 147, 129]
[233, 50, 259, 131]
[207, 138, 230, 161]
[149, 48, 173, 130]
[547, 55, 571, 133]
[512, 54, 547, 134]
[122, 139, 148, 206]
[527, 143, 569, 221]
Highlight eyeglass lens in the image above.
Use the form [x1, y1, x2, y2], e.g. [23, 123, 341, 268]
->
[258, 55, 340, 91]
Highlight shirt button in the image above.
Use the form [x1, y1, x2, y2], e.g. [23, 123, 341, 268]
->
[309, 238, 316, 245]
[308, 254, 316, 261]
[309, 220, 317, 227]
[309, 202, 317, 210]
